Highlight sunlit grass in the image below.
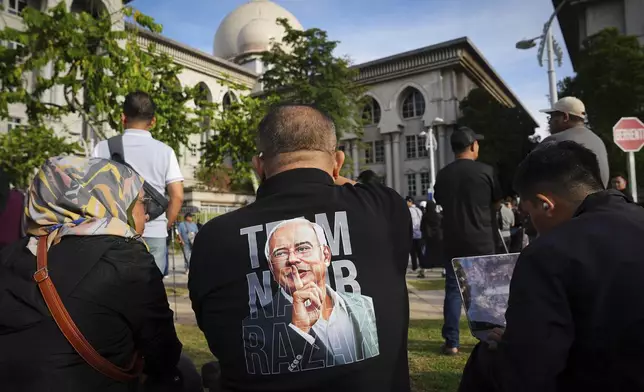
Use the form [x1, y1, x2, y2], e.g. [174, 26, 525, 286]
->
[176, 319, 475, 392]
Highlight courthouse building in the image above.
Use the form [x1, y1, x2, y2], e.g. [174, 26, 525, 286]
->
[0, 0, 537, 209]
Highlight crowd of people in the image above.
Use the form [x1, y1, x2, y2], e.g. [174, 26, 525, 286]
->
[0, 91, 643, 392]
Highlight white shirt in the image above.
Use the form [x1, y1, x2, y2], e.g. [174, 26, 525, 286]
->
[282, 285, 357, 361]
[92, 129, 183, 238]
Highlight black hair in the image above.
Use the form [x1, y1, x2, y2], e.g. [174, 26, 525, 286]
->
[257, 104, 337, 159]
[452, 144, 470, 155]
[513, 141, 604, 202]
[123, 91, 156, 122]
[357, 170, 380, 185]
[612, 173, 627, 181]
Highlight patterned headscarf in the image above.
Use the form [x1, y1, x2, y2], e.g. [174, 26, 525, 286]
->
[25, 156, 145, 255]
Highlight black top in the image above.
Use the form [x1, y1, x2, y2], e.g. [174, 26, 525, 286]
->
[498, 190, 644, 391]
[0, 236, 182, 392]
[434, 159, 501, 257]
[189, 168, 412, 392]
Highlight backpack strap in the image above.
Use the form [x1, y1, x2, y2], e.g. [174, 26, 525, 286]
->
[108, 135, 126, 165]
[33, 236, 143, 382]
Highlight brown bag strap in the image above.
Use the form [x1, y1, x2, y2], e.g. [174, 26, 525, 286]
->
[33, 236, 144, 382]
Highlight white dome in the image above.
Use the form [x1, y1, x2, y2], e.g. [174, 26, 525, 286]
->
[214, 0, 303, 61]
[237, 18, 276, 55]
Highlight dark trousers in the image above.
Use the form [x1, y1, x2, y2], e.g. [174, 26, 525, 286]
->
[141, 353, 203, 392]
[459, 343, 500, 392]
[442, 257, 463, 348]
[409, 239, 423, 270]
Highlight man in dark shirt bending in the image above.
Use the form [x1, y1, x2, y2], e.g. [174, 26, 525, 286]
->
[459, 141, 644, 392]
[434, 127, 502, 355]
[189, 105, 412, 392]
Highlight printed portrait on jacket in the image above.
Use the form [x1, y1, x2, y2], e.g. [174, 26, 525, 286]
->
[241, 215, 379, 375]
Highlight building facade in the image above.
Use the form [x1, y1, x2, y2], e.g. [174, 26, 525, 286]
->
[1, 0, 537, 207]
[554, 0, 644, 69]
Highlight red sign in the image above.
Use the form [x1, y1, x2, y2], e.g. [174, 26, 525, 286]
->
[613, 117, 644, 152]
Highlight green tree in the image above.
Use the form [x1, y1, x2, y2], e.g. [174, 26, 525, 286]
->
[260, 18, 367, 139]
[201, 20, 365, 186]
[199, 78, 279, 187]
[458, 88, 536, 195]
[558, 28, 644, 185]
[0, 126, 78, 189]
[0, 3, 215, 187]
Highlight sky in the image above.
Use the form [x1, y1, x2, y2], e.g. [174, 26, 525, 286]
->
[130, 0, 576, 136]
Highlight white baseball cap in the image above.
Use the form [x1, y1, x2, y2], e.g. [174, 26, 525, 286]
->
[540, 97, 586, 119]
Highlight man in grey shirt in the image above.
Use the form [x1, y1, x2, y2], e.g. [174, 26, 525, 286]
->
[540, 97, 609, 187]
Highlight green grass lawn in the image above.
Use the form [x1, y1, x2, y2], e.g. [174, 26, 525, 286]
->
[176, 319, 474, 392]
[407, 278, 446, 291]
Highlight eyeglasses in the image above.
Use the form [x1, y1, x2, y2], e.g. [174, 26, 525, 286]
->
[271, 244, 320, 263]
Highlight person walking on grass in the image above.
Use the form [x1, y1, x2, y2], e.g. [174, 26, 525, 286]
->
[178, 212, 199, 274]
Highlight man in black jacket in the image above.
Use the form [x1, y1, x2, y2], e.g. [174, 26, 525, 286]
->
[459, 141, 644, 392]
[189, 105, 412, 392]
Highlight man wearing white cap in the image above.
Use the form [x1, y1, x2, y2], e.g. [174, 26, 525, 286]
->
[540, 96, 609, 187]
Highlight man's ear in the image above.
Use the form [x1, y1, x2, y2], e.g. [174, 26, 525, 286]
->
[535, 193, 555, 215]
[252, 155, 264, 181]
[121, 113, 127, 126]
[333, 150, 345, 179]
[323, 245, 332, 267]
[149, 117, 157, 129]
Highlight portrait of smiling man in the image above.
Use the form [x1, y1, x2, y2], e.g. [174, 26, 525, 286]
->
[242, 217, 379, 371]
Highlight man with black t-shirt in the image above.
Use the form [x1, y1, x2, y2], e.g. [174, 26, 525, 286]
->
[434, 127, 502, 355]
[189, 105, 412, 392]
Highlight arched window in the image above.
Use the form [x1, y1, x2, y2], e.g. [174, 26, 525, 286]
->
[400, 88, 425, 119]
[222, 92, 235, 111]
[196, 82, 213, 145]
[362, 97, 381, 125]
[6, 0, 44, 15]
[70, 0, 107, 18]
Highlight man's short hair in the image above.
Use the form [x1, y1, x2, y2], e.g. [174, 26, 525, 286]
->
[123, 91, 156, 122]
[264, 218, 329, 262]
[257, 104, 337, 159]
[357, 170, 380, 185]
[513, 141, 604, 201]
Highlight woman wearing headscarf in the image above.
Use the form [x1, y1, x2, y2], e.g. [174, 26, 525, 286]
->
[0, 156, 183, 391]
[0, 169, 24, 250]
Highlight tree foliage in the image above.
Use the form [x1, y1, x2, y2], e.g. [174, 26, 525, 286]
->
[260, 18, 367, 139]
[0, 3, 215, 187]
[0, 126, 78, 189]
[201, 20, 365, 185]
[558, 28, 644, 184]
[200, 78, 278, 187]
[458, 88, 536, 195]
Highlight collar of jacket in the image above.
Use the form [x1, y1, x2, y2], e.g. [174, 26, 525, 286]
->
[573, 189, 630, 218]
[256, 168, 334, 199]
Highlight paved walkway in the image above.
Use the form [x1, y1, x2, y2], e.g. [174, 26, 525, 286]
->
[164, 252, 451, 325]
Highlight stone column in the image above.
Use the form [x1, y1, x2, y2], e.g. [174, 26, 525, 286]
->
[384, 135, 393, 188]
[351, 140, 360, 179]
[437, 125, 446, 169]
[392, 133, 401, 193]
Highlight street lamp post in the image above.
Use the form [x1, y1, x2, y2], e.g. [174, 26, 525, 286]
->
[515, 0, 568, 107]
[419, 117, 444, 201]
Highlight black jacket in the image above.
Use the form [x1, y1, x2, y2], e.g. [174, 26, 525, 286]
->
[498, 190, 644, 391]
[420, 209, 443, 269]
[0, 235, 182, 392]
[189, 168, 412, 392]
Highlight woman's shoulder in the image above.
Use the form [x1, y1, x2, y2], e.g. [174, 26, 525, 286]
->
[78, 236, 160, 284]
